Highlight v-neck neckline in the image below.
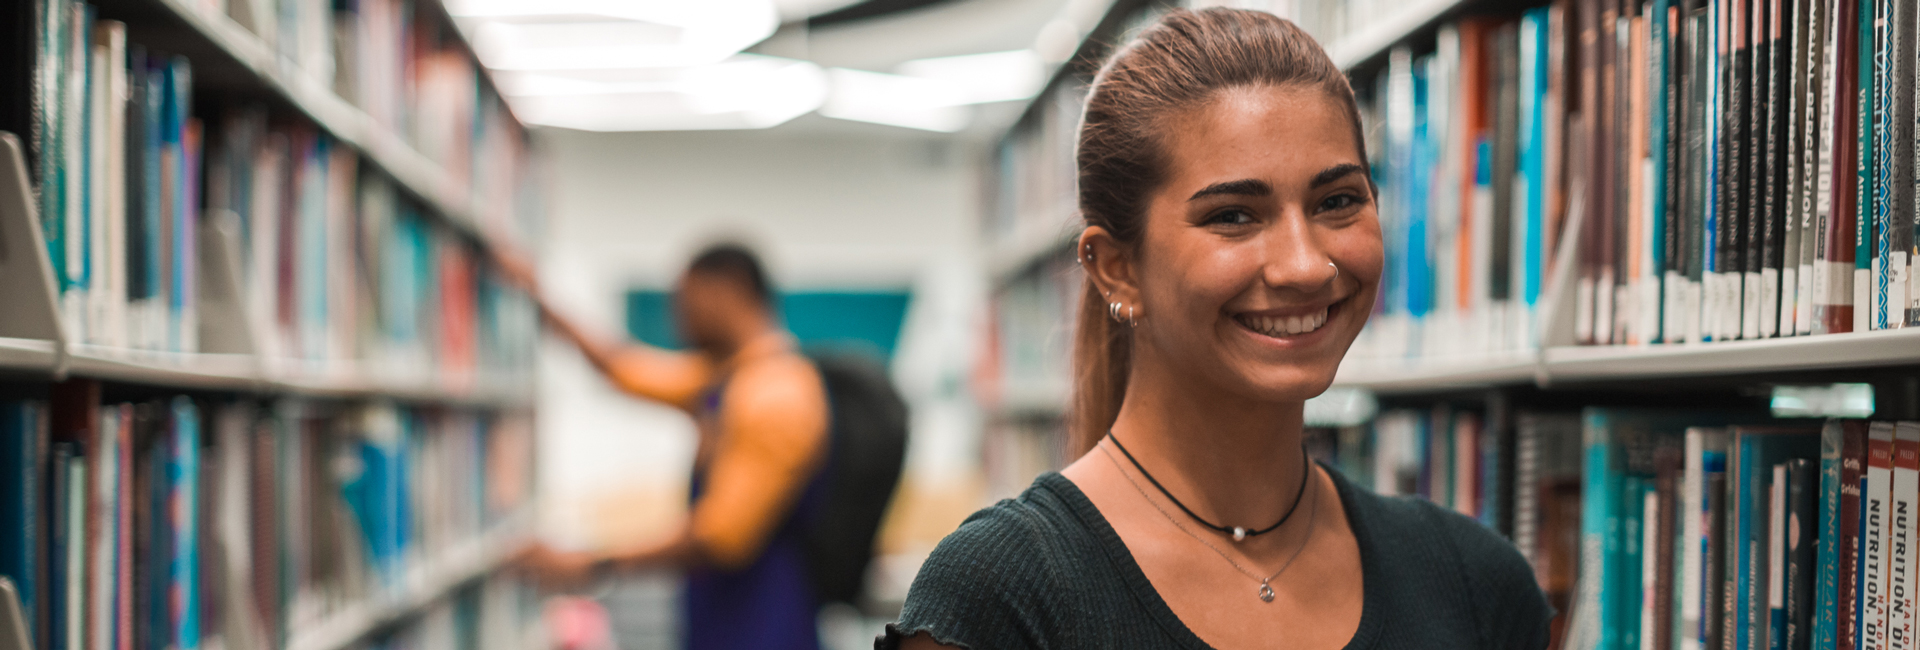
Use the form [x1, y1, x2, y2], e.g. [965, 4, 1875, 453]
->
[1043, 464, 1384, 649]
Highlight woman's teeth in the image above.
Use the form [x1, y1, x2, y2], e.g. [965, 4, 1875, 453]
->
[1238, 308, 1329, 338]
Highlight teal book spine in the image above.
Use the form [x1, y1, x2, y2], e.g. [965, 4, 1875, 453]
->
[1520, 8, 1550, 313]
[1853, 0, 1877, 333]
[1815, 421, 1845, 648]
[1868, 0, 1892, 330]
[166, 397, 199, 650]
[1580, 409, 1619, 650]
[1650, 0, 1672, 341]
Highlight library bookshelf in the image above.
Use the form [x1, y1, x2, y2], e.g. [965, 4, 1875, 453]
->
[979, 0, 1920, 647]
[0, 0, 543, 648]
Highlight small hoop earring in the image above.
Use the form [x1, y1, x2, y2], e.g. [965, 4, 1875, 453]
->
[1127, 305, 1138, 327]
[1109, 302, 1123, 323]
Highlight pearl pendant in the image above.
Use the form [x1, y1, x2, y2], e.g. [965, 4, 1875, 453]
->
[1232, 526, 1247, 541]
[1259, 582, 1275, 602]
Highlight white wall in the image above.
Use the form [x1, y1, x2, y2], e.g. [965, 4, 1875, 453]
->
[532, 126, 985, 551]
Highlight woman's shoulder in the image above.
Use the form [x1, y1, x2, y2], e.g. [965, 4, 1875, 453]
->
[882, 473, 1111, 650]
[905, 472, 1100, 594]
[1334, 471, 1552, 648]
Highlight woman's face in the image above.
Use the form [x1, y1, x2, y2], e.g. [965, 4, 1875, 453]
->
[1095, 84, 1383, 403]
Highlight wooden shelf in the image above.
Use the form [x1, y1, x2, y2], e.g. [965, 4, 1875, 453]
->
[284, 524, 533, 650]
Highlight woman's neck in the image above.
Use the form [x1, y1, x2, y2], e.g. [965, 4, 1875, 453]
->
[1108, 357, 1308, 531]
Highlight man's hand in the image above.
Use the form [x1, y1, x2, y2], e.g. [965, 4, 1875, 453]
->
[484, 241, 540, 293]
[515, 543, 609, 590]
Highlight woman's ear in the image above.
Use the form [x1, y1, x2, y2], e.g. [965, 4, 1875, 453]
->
[1079, 226, 1140, 315]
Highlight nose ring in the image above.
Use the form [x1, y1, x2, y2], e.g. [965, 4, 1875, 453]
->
[1328, 261, 1339, 280]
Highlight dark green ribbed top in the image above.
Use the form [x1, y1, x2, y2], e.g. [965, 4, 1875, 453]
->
[878, 465, 1552, 650]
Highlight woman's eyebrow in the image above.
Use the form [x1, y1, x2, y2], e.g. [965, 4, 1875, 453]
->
[1309, 163, 1367, 189]
[1187, 178, 1271, 201]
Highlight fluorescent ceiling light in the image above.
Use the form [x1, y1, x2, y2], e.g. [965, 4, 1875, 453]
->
[821, 68, 972, 132]
[897, 49, 1045, 104]
[500, 55, 828, 131]
[455, 0, 777, 70]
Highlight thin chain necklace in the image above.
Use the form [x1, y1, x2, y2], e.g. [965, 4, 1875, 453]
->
[1098, 440, 1321, 603]
[1107, 431, 1310, 541]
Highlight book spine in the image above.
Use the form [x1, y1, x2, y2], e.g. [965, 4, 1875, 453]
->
[1820, 421, 1849, 648]
[1785, 458, 1816, 650]
[1657, 0, 1683, 344]
[1818, 0, 1859, 334]
[1761, 0, 1790, 340]
[1769, 464, 1786, 650]
[1789, 0, 1820, 335]
[1781, 0, 1807, 339]
[1689, 5, 1710, 344]
[1724, 0, 1749, 342]
[1744, 0, 1770, 341]
[1891, 422, 1920, 650]
[1863, 422, 1895, 649]
[1658, 451, 1681, 650]
[1686, 428, 1724, 649]
[1580, 409, 1617, 650]
[166, 398, 198, 650]
[1886, 0, 1916, 330]
[1851, 0, 1877, 335]
[1649, 484, 1666, 650]
[1843, 421, 1867, 650]
[1709, 469, 1730, 650]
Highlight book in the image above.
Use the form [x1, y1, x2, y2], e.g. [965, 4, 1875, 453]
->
[1816, 0, 1859, 334]
[1728, 426, 1818, 650]
[0, 402, 46, 650]
[1782, 458, 1814, 650]
[1684, 426, 1730, 649]
[1861, 422, 1895, 649]
[1815, 420, 1865, 649]
[1766, 463, 1784, 649]
[1890, 422, 1920, 650]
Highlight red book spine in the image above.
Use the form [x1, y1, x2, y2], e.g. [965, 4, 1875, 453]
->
[1819, 0, 1859, 333]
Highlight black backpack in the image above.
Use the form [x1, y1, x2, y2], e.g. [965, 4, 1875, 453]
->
[801, 352, 909, 607]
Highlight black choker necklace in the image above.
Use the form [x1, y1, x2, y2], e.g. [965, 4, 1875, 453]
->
[1106, 432, 1311, 542]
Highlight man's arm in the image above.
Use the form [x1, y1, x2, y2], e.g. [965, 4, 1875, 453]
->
[579, 357, 829, 572]
[487, 245, 712, 408]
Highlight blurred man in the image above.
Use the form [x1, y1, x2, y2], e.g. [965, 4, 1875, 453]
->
[508, 243, 830, 650]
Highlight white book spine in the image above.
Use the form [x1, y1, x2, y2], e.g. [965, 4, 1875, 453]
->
[1743, 271, 1763, 339]
[1681, 430, 1706, 650]
[1891, 423, 1920, 650]
[101, 24, 127, 350]
[1867, 422, 1897, 649]
[1857, 267, 1873, 333]
[1890, 252, 1910, 329]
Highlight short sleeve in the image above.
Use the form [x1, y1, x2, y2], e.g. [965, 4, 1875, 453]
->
[878, 504, 1062, 650]
[1444, 513, 1555, 650]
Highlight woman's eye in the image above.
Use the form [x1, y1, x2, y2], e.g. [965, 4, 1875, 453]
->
[1319, 193, 1364, 212]
[1203, 208, 1256, 226]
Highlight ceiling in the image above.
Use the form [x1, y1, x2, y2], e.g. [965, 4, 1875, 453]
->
[455, 0, 1098, 138]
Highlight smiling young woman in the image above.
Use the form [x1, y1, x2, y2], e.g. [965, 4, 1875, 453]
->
[878, 8, 1552, 650]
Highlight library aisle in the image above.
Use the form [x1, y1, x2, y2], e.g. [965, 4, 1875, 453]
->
[5, 0, 1920, 649]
